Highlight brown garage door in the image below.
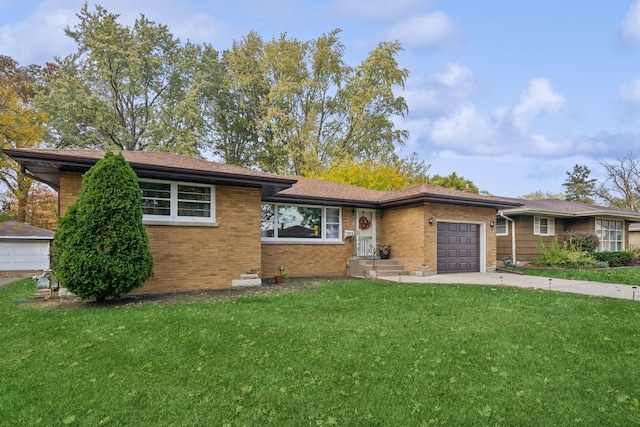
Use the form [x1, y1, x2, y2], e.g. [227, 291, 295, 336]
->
[437, 222, 480, 273]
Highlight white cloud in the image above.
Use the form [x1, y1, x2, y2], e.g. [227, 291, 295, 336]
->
[435, 62, 473, 87]
[384, 12, 457, 48]
[0, 0, 227, 65]
[429, 104, 493, 151]
[511, 78, 564, 132]
[621, 0, 640, 45]
[0, 4, 78, 64]
[620, 77, 640, 109]
[404, 63, 474, 115]
[524, 134, 572, 157]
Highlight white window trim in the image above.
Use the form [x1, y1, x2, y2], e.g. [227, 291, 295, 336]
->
[533, 216, 555, 236]
[495, 218, 508, 236]
[595, 218, 624, 252]
[140, 179, 217, 226]
[262, 203, 343, 243]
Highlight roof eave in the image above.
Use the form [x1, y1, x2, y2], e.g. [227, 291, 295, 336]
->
[500, 207, 640, 220]
[263, 194, 380, 208]
[3, 148, 296, 196]
[381, 194, 521, 209]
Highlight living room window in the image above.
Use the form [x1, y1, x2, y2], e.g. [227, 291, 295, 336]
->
[533, 216, 555, 236]
[261, 203, 342, 242]
[140, 180, 215, 224]
[595, 219, 623, 251]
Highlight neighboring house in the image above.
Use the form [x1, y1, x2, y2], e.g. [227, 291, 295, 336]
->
[4, 148, 521, 293]
[496, 198, 640, 266]
[0, 221, 54, 277]
[627, 222, 640, 249]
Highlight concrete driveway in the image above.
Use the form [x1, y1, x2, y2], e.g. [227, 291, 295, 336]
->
[381, 272, 640, 301]
[0, 277, 24, 287]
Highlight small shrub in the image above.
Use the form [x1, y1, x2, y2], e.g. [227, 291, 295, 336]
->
[533, 237, 597, 268]
[593, 250, 635, 268]
[532, 237, 564, 267]
[563, 230, 599, 253]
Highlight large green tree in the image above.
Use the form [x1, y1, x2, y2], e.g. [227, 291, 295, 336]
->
[563, 164, 596, 204]
[0, 55, 51, 223]
[428, 172, 479, 194]
[35, 4, 218, 156]
[53, 152, 153, 301]
[206, 31, 269, 168]
[206, 29, 409, 175]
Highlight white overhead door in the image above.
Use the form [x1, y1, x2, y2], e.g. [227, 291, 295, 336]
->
[0, 240, 51, 271]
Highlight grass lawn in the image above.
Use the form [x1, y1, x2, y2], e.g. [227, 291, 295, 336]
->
[1, 278, 639, 426]
[519, 266, 640, 285]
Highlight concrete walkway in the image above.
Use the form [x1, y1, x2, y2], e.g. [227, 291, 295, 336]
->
[381, 271, 640, 301]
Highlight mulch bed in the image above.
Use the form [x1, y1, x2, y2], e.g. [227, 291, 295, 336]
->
[24, 279, 326, 309]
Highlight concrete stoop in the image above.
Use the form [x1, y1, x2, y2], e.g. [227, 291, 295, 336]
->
[350, 258, 409, 278]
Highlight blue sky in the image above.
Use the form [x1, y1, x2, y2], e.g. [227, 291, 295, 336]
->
[1, 0, 640, 197]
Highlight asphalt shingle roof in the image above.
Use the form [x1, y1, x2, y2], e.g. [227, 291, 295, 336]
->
[502, 197, 640, 219]
[0, 221, 54, 239]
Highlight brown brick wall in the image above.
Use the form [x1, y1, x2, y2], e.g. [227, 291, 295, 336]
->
[261, 208, 353, 279]
[59, 172, 83, 215]
[379, 205, 425, 273]
[58, 172, 263, 292]
[380, 202, 497, 273]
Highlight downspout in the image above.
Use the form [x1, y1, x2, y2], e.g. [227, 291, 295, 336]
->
[498, 211, 517, 266]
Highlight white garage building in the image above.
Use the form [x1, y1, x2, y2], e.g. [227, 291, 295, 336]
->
[0, 221, 54, 276]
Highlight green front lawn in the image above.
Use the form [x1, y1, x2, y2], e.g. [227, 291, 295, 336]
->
[520, 266, 640, 285]
[1, 278, 639, 426]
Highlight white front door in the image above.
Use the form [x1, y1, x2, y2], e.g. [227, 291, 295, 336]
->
[355, 209, 376, 257]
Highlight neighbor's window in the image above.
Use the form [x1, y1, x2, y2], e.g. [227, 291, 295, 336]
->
[495, 218, 508, 236]
[261, 203, 342, 241]
[595, 219, 623, 252]
[140, 180, 214, 223]
[534, 216, 555, 236]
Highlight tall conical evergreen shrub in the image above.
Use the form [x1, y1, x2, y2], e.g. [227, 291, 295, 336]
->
[53, 152, 153, 301]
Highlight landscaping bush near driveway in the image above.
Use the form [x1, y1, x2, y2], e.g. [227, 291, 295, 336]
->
[1, 278, 639, 426]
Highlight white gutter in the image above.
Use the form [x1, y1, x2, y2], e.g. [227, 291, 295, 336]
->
[498, 211, 516, 266]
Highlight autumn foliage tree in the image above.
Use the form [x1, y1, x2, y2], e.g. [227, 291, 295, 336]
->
[53, 152, 153, 301]
[307, 154, 429, 191]
[1, 183, 57, 229]
[0, 55, 52, 224]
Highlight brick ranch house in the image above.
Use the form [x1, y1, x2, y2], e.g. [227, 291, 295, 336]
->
[5, 148, 522, 293]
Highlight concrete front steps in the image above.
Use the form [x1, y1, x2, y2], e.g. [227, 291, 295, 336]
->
[349, 258, 409, 278]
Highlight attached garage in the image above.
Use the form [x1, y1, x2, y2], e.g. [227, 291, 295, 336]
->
[0, 222, 54, 274]
[436, 222, 480, 273]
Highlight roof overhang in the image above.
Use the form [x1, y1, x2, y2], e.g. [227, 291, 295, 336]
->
[263, 194, 379, 208]
[380, 194, 522, 210]
[499, 207, 640, 221]
[3, 148, 297, 197]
